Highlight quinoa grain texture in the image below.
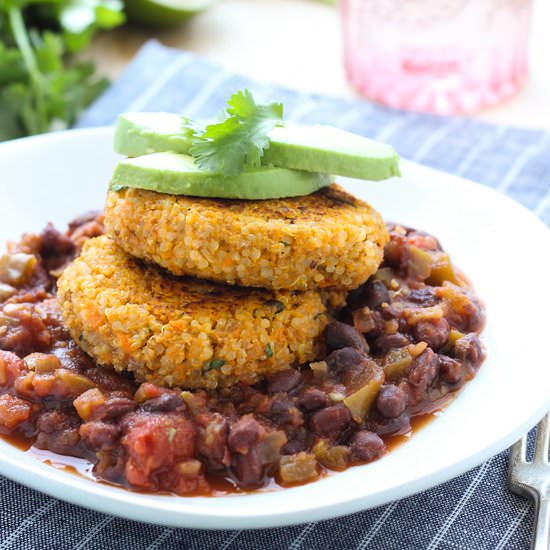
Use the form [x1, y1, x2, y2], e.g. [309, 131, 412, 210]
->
[104, 184, 388, 291]
[57, 236, 344, 389]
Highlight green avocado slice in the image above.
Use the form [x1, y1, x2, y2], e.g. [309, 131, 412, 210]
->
[114, 112, 194, 157]
[110, 152, 332, 200]
[114, 112, 400, 181]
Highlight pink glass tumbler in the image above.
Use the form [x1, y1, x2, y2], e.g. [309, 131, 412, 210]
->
[340, 0, 533, 114]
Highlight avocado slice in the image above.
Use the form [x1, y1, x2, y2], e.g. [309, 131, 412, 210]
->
[263, 125, 400, 181]
[114, 113, 400, 181]
[111, 152, 332, 200]
[114, 112, 194, 157]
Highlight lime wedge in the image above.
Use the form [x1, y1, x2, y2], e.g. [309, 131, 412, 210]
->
[124, 0, 219, 26]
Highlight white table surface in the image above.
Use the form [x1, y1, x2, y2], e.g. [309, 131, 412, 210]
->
[85, 0, 550, 130]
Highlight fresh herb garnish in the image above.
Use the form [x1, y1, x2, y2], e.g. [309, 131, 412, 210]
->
[265, 343, 273, 357]
[203, 358, 226, 373]
[0, 0, 125, 141]
[187, 89, 283, 177]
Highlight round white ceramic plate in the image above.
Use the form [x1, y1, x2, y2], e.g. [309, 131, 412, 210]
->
[0, 128, 549, 529]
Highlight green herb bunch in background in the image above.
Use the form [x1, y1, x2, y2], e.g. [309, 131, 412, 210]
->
[0, 0, 125, 141]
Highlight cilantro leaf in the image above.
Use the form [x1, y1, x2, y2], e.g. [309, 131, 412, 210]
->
[203, 358, 226, 373]
[0, 0, 123, 142]
[189, 89, 283, 176]
[59, 0, 125, 53]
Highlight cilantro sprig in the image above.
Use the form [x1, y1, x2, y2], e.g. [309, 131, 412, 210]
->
[0, 0, 124, 141]
[188, 89, 283, 176]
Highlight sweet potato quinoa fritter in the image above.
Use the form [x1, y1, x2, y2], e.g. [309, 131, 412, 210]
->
[57, 235, 344, 389]
[105, 184, 388, 291]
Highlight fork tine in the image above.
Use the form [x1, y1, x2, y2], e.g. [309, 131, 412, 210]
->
[509, 433, 527, 467]
[534, 412, 550, 463]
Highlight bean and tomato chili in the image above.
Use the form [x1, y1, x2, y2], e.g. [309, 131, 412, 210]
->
[0, 216, 485, 495]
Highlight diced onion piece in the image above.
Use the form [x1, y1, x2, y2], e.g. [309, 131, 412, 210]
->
[134, 382, 162, 403]
[24, 353, 61, 373]
[176, 459, 203, 476]
[373, 267, 394, 284]
[408, 245, 433, 280]
[427, 253, 460, 286]
[408, 341, 428, 358]
[0, 253, 37, 286]
[73, 388, 106, 421]
[279, 452, 319, 483]
[309, 360, 328, 379]
[328, 391, 346, 403]
[343, 369, 384, 423]
[313, 440, 350, 471]
[0, 283, 15, 301]
[383, 347, 413, 380]
[181, 391, 200, 416]
[259, 430, 287, 465]
[55, 370, 96, 396]
[448, 329, 465, 346]
[404, 305, 444, 325]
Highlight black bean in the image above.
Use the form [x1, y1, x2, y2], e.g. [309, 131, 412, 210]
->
[376, 385, 408, 419]
[299, 388, 328, 411]
[454, 334, 485, 368]
[438, 355, 462, 384]
[282, 438, 308, 455]
[379, 304, 401, 321]
[325, 321, 369, 353]
[371, 333, 409, 355]
[367, 412, 411, 436]
[80, 421, 120, 451]
[39, 223, 75, 258]
[350, 431, 386, 461]
[384, 235, 408, 269]
[267, 395, 303, 427]
[345, 285, 368, 310]
[232, 447, 264, 488]
[412, 318, 450, 350]
[141, 392, 184, 413]
[228, 416, 263, 454]
[408, 287, 438, 306]
[197, 413, 229, 470]
[266, 369, 303, 394]
[363, 280, 390, 310]
[325, 347, 365, 375]
[309, 404, 351, 436]
[407, 349, 439, 400]
[93, 397, 137, 420]
[35, 410, 82, 455]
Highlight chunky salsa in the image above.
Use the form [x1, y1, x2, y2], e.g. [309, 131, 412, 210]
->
[0, 216, 485, 495]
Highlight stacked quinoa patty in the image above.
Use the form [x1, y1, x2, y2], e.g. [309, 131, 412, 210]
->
[57, 185, 388, 389]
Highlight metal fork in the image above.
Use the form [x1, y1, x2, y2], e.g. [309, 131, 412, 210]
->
[508, 412, 550, 550]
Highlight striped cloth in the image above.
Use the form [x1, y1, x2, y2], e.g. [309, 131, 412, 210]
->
[1, 40, 549, 550]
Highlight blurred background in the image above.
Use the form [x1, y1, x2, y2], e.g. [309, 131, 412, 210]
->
[1, 0, 548, 142]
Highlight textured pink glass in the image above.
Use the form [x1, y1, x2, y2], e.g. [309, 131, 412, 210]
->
[341, 0, 533, 114]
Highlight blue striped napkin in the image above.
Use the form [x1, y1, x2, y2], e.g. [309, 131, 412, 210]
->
[2, 40, 549, 550]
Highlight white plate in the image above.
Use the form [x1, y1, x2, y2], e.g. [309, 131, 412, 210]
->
[0, 128, 549, 529]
